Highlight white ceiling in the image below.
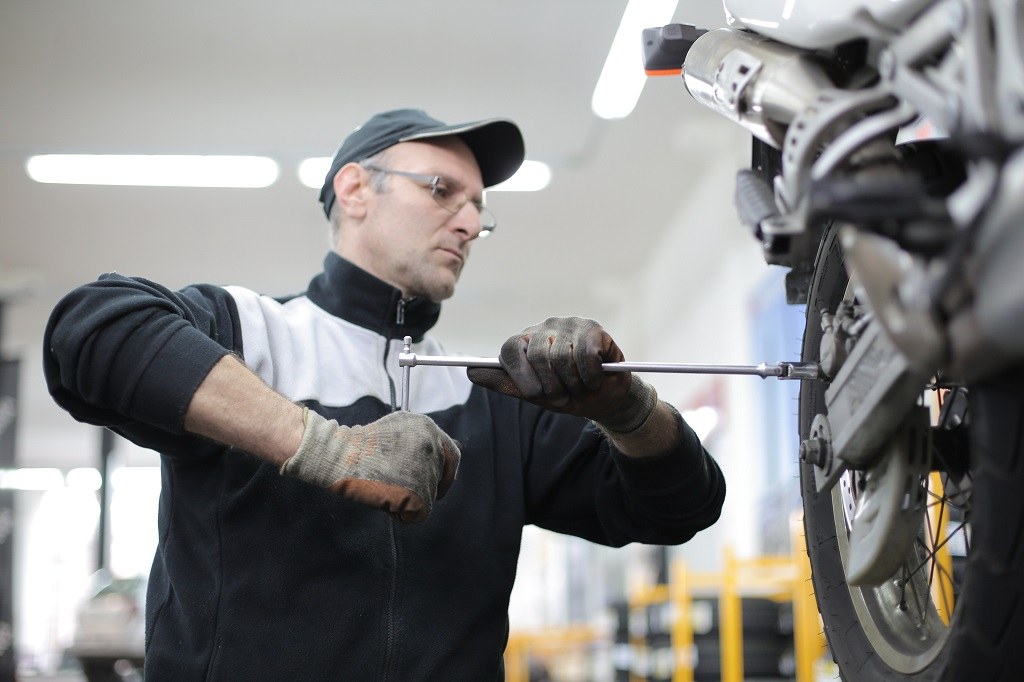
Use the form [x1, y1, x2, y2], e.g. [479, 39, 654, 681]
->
[0, 1, 748, 468]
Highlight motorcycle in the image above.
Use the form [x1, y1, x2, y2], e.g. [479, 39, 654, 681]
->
[643, 1, 1024, 678]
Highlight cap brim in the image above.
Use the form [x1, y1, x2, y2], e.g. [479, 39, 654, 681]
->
[400, 118, 525, 188]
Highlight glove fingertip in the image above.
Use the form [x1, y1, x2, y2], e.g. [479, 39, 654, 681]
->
[467, 368, 524, 398]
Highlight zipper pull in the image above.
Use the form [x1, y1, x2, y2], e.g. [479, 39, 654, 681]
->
[396, 298, 406, 326]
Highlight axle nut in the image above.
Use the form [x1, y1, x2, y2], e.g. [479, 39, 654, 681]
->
[800, 437, 829, 468]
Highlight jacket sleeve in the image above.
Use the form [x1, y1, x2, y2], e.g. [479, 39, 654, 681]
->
[43, 273, 238, 437]
[521, 405, 726, 547]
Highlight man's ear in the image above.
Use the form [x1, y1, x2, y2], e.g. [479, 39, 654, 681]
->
[333, 163, 370, 220]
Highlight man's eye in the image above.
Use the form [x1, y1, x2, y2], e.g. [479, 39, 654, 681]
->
[433, 184, 452, 199]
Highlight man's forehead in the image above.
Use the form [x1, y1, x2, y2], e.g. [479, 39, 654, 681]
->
[391, 138, 487, 191]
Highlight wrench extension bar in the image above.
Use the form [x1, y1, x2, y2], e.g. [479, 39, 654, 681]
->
[397, 337, 819, 410]
[399, 352, 808, 377]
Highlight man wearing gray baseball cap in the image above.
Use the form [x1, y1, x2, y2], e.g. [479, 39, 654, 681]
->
[44, 107, 724, 679]
[319, 108, 525, 218]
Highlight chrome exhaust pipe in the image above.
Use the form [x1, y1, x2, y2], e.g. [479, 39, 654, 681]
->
[682, 28, 836, 149]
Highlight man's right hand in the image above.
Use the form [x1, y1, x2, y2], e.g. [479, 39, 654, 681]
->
[280, 409, 461, 523]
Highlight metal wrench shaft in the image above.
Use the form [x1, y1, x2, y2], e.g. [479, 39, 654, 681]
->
[398, 336, 819, 410]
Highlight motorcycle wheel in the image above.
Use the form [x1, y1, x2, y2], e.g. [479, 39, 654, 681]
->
[799, 223, 1024, 680]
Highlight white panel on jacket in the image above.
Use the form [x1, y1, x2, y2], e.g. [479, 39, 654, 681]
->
[226, 286, 473, 414]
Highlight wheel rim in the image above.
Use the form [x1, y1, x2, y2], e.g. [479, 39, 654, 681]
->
[822, 290, 972, 672]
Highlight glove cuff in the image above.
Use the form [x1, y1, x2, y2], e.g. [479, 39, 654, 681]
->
[280, 408, 345, 488]
[594, 376, 658, 435]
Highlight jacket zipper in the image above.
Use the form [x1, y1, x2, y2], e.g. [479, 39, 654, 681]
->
[381, 295, 405, 680]
[395, 297, 406, 326]
[382, 521, 399, 681]
[382, 297, 406, 411]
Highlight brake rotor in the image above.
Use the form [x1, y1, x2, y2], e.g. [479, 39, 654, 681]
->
[845, 405, 932, 586]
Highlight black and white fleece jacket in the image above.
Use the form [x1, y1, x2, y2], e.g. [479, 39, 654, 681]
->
[43, 252, 725, 681]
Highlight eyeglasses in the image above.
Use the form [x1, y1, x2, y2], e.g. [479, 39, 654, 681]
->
[361, 164, 496, 236]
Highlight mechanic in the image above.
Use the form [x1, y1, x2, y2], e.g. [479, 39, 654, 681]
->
[43, 108, 725, 680]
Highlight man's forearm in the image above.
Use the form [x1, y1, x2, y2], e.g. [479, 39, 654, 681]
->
[183, 354, 305, 465]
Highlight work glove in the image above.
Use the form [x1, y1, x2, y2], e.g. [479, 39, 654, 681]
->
[467, 317, 658, 434]
[280, 408, 460, 523]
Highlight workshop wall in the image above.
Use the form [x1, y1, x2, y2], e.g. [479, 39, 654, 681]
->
[608, 133, 786, 570]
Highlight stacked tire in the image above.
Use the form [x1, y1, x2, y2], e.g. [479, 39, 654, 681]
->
[691, 597, 794, 681]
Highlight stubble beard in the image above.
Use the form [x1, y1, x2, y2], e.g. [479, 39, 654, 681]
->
[405, 257, 460, 303]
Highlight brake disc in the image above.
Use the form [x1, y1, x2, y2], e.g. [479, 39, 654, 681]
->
[844, 405, 932, 586]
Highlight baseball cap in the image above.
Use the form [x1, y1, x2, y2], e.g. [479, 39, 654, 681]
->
[318, 108, 526, 218]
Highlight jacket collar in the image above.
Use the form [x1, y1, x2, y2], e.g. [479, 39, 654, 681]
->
[305, 252, 441, 342]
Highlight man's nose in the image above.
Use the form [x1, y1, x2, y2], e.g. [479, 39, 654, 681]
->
[451, 201, 483, 240]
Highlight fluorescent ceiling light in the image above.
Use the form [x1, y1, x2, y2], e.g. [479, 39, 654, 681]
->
[298, 157, 332, 190]
[26, 154, 279, 188]
[66, 467, 103, 491]
[490, 161, 551, 192]
[298, 157, 551, 192]
[0, 468, 65, 491]
[681, 406, 719, 442]
[592, 0, 679, 120]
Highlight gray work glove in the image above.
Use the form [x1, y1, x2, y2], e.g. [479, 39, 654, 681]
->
[280, 408, 460, 523]
[467, 317, 658, 434]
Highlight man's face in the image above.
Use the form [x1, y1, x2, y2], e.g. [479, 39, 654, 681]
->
[343, 138, 487, 303]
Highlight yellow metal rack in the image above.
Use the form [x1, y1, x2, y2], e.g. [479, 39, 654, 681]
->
[629, 514, 826, 681]
[504, 513, 829, 682]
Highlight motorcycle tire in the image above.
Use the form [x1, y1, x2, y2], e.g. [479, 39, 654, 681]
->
[799, 223, 1024, 680]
